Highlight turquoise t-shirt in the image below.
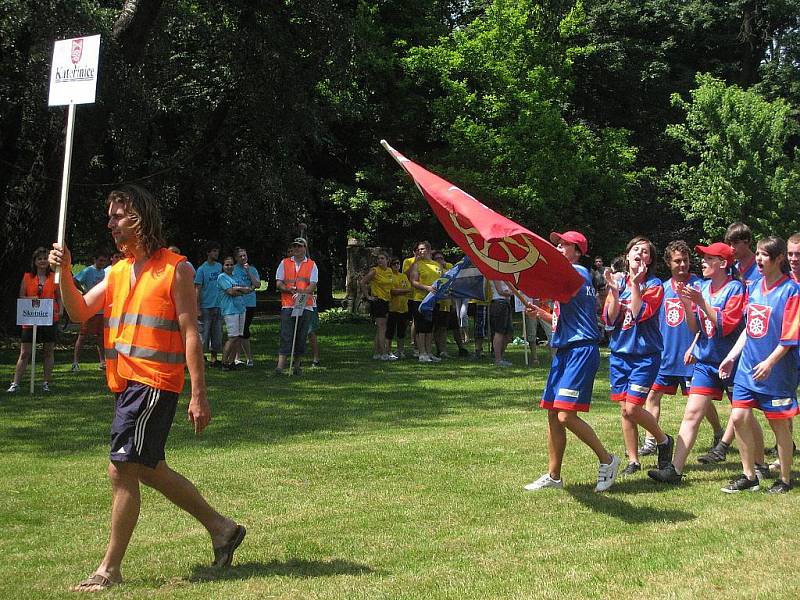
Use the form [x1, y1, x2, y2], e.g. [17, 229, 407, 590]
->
[194, 261, 223, 309]
[233, 264, 259, 308]
[75, 265, 105, 315]
[217, 272, 245, 316]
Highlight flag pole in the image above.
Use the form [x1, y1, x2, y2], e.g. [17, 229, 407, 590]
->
[54, 102, 77, 285]
[520, 309, 529, 367]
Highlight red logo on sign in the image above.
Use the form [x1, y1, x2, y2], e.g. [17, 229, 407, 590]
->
[32, 298, 41, 309]
[747, 304, 771, 339]
[71, 39, 83, 64]
[665, 298, 684, 327]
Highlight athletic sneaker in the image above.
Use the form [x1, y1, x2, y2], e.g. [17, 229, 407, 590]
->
[311, 360, 322, 368]
[656, 434, 675, 470]
[380, 354, 391, 361]
[639, 437, 657, 456]
[755, 463, 770, 483]
[419, 355, 433, 363]
[234, 359, 245, 366]
[386, 354, 399, 361]
[246, 360, 254, 368]
[495, 359, 513, 367]
[524, 474, 563, 491]
[698, 441, 729, 464]
[7, 383, 19, 393]
[70, 363, 80, 372]
[647, 463, 683, 484]
[595, 454, 621, 492]
[393, 351, 405, 359]
[711, 430, 724, 450]
[767, 480, 792, 494]
[721, 474, 760, 493]
[621, 461, 641, 476]
[42, 382, 51, 393]
[429, 355, 442, 362]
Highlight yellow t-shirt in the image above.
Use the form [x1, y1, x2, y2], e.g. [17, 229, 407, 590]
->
[412, 258, 442, 301]
[402, 256, 415, 274]
[389, 272, 412, 313]
[370, 265, 393, 301]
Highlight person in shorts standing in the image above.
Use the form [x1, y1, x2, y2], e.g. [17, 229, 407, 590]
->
[71, 250, 109, 371]
[218, 256, 250, 371]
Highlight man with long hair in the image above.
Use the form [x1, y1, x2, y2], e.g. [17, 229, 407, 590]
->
[50, 184, 245, 592]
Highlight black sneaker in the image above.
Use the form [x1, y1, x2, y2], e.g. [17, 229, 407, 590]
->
[767, 480, 792, 494]
[755, 462, 770, 483]
[711, 430, 723, 450]
[721, 474, 760, 493]
[621, 461, 641, 476]
[698, 441, 728, 464]
[656, 435, 674, 470]
[647, 464, 683, 484]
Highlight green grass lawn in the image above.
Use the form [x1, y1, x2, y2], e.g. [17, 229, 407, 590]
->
[1, 320, 799, 599]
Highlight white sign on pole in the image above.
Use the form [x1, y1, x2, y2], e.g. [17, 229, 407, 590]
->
[291, 294, 309, 317]
[17, 299, 55, 326]
[48, 34, 101, 106]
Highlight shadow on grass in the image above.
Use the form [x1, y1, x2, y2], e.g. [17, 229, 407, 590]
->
[566, 484, 696, 524]
[188, 558, 377, 582]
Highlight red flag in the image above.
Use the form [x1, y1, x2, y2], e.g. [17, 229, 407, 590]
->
[382, 141, 583, 303]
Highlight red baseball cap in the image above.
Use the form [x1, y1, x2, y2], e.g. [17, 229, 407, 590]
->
[695, 242, 734, 263]
[550, 230, 588, 255]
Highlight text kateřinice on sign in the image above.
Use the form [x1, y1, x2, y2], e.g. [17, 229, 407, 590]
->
[48, 35, 101, 106]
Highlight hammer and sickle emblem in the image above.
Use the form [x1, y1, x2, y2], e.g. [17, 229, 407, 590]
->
[447, 213, 546, 283]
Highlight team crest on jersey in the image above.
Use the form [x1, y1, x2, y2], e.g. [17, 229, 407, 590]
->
[747, 304, 771, 339]
[701, 309, 717, 338]
[552, 303, 560, 333]
[665, 298, 684, 327]
[620, 301, 634, 330]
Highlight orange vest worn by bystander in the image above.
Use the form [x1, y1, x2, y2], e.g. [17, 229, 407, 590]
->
[279, 257, 316, 309]
[103, 248, 186, 394]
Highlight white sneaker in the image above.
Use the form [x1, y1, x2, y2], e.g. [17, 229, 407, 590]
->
[380, 354, 391, 361]
[394, 351, 405, 359]
[42, 382, 51, 393]
[594, 454, 621, 492]
[429, 354, 442, 362]
[70, 363, 80, 372]
[246, 360, 254, 368]
[524, 474, 563, 491]
[234, 359, 245, 366]
[387, 354, 399, 361]
[495, 359, 513, 367]
[419, 354, 432, 363]
[7, 383, 19, 393]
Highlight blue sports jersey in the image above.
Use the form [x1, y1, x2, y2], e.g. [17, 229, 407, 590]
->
[551, 264, 601, 348]
[734, 276, 800, 396]
[691, 277, 745, 365]
[233, 264, 259, 308]
[659, 274, 701, 376]
[737, 257, 762, 288]
[604, 274, 664, 355]
[194, 261, 223, 309]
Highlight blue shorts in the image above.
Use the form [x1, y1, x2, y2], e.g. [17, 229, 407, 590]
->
[609, 352, 660, 405]
[541, 343, 600, 412]
[652, 373, 692, 396]
[110, 381, 179, 468]
[689, 361, 734, 401]
[731, 384, 799, 420]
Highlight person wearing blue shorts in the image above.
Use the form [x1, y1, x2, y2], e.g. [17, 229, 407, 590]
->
[718, 236, 800, 493]
[603, 236, 674, 475]
[525, 231, 620, 493]
[649, 242, 746, 484]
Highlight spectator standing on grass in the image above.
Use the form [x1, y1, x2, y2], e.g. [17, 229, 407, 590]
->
[387, 257, 412, 358]
[361, 250, 395, 360]
[275, 238, 318, 375]
[194, 241, 223, 367]
[525, 230, 620, 492]
[71, 250, 108, 372]
[408, 242, 443, 363]
[217, 256, 250, 371]
[403, 242, 425, 355]
[233, 247, 260, 367]
[49, 184, 244, 593]
[7, 247, 62, 393]
[489, 280, 514, 367]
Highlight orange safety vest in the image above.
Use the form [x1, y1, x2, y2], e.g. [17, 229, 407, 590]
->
[104, 249, 186, 393]
[21, 272, 60, 323]
[279, 257, 316, 308]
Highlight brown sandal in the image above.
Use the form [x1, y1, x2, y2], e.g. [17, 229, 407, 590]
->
[70, 573, 121, 592]
[212, 524, 246, 567]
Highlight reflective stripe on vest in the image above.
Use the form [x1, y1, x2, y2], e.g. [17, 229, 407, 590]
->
[280, 257, 316, 308]
[104, 249, 186, 393]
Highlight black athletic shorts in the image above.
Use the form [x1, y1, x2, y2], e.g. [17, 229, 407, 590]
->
[370, 298, 389, 319]
[110, 381, 178, 468]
